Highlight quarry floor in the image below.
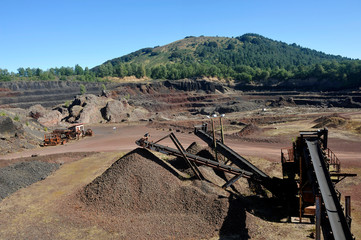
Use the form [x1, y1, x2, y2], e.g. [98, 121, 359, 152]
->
[0, 114, 360, 239]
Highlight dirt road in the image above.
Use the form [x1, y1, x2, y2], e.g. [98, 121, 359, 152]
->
[1, 123, 360, 168]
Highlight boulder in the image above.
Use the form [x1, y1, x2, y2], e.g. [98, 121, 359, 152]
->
[104, 100, 130, 122]
[28, 104, 47, 119]
[77, 102, 104, 124]
[70, 105, 83, 119]
[53, 105, 69, 119]
[268, 96, 296, 107]
[37, 110, 63, 127]
[68, 94, 109, 124]
[0, 116, 24, 139]
[129, 107, 150, 121]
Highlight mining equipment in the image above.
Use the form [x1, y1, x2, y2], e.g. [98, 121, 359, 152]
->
[43, 123, 93, 146]
[281, 128, 356, 240]
[136, 123, 356, 240]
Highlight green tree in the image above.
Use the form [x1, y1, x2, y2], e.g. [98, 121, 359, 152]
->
[17, 68, 25, 77]
[25, 67, 33, 77]
[135, 64, 146, 78]
[227, 43, 236, 50]
[80, 84, 87, 95]
[313, 64, 326, 78]
[75, 64, 84, 75]
[236, 72, 252, 82]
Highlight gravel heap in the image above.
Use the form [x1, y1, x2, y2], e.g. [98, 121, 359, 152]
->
[238, 124, 264, 136]
[0, 161, 59, 200]
[312, 114, 347, 128]
[80, 148, 247, 239]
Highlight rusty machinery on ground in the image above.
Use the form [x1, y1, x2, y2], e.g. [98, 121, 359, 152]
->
[137, 124, 357, 240]
[43, 123, 93, 146]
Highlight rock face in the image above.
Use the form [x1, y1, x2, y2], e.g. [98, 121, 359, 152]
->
[0, 81, 121, 108]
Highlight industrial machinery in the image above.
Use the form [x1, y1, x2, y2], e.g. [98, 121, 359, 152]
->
[43, 123, 93, 146]
[43, 133, 66, 146]
[136, 124, 356, 240]
[281, 129, 356, 240]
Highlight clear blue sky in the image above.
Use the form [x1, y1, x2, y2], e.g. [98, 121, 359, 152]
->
[1, 0, 360, 72]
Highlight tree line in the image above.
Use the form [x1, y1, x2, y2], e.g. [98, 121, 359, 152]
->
[94, 60, 361, 89]
[1, 60, 361, 89]
[0, 65, 101, 82]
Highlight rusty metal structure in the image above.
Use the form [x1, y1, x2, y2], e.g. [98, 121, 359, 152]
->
[43, 133, 66, 146]
[136, 123, 356, 240]
[281, 129, 356, 240]
[136, 132, 253, 189]
[43, 123, 93, 146]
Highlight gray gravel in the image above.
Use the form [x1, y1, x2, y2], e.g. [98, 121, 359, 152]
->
[0, 161, 59, 200]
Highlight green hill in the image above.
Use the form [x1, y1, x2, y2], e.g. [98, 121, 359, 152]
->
[100, 34, 347, 69]
[91, 34, 361, 89]
[1, 33, 360, 90]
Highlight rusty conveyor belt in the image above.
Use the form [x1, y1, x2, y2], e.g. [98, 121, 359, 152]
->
[194, 128, 270, 181]
[135, 139, 253, 177]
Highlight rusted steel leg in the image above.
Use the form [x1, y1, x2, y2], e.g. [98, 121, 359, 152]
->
[169, 133, 204, 180]
[222, 173, 243, 189]
[316, 195, 322, 240]
[345, 196, 351, 230]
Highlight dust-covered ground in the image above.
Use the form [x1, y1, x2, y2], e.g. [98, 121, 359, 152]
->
[0, 107, 360, 239]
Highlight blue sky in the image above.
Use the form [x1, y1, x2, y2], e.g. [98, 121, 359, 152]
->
[1, 0, 360, 72]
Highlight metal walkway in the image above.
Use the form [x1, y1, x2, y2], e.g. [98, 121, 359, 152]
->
[305, 140, 353, 240]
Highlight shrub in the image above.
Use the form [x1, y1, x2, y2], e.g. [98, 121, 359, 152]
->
[80, 84, 87, 95]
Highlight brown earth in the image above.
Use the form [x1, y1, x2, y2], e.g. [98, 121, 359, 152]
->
[0, 108, 360, 239]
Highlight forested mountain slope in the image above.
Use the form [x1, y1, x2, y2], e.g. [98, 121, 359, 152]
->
[92, 34, 361, 89]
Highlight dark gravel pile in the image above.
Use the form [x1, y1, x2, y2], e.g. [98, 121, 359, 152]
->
[79, 148, 247, 239]
[238, 124, 264, 136]
[312, 114, 347, 128]
[0, 161, 59, 200]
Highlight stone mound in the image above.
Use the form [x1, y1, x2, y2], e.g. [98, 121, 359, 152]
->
[80, 148, 247, 239]
[312, 114, 347, 128]
[186, 141, 204, 155]
[238, 124, 264, 136]
[0, 161, 59, 201]
[268, 96, 296, 107]
[0, 116, 23, 138]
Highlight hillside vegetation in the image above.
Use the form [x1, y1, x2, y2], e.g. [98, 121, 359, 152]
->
[93, 34, 361, 88]
[1, 34, 361, 89]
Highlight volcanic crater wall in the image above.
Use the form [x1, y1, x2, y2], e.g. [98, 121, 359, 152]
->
[0, 79, 224, 109]
[0, 81, 121, 108]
